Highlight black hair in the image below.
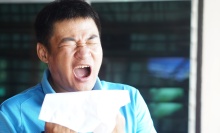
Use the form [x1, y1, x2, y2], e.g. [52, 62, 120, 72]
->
[34, 0, 101, 50]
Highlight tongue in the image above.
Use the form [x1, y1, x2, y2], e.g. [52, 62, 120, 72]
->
[74, 68, 89, 78]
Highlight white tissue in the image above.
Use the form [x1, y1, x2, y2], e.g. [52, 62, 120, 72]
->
[39, 90, 130, 133]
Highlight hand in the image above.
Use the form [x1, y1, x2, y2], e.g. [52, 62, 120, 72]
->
[44, 122, 77, 133]
[44, 113, 125, 133]
[112, 113, 125, 133]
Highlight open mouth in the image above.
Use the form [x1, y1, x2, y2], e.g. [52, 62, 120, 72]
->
[73, 65, 91, 79]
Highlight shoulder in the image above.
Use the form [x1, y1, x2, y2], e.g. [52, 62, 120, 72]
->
[100, 80, 140, 99]
[0, 83, 44, 112]
[0, 83, 44, 132]
[100, 80, 137, 91]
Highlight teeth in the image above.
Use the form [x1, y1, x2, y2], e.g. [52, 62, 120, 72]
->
[76, 65, 90, 68]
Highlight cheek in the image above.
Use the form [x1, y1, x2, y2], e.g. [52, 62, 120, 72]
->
[97, 47, 103, 60]
[93, 48, 103, 65]
[96, 49, 103, 68]
[91, 44, 102, 55]
[57, 48, 73, 60]
[47, 57, 59, 72]
[48, 50, 72, 69]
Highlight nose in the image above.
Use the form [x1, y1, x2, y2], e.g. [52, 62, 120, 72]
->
[74, 44, 91, 60]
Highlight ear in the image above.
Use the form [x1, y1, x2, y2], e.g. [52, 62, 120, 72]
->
[37, 43, 49, 63]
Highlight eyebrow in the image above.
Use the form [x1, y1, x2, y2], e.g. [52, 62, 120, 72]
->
[59, 37, 76, 45]
[88, 34, 99, 39]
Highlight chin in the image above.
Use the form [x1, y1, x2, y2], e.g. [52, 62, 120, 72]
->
[74, 84, 93, 92]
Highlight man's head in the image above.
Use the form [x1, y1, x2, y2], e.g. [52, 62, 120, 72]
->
[36, 0, 103, 92]
[35, 0, 101, 51]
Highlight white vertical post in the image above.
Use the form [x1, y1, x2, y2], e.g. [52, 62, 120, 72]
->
[201, 0, 220, 133]
[189, 0, 198, 132]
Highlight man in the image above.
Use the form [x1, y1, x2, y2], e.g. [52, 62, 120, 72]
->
[0, 0, 157, 133]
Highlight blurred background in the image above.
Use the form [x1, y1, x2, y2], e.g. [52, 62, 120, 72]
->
[0, 0, 219, 133]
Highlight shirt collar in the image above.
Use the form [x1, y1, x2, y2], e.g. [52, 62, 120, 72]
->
[92, 77, 103, 90]
[41, 69, 103, 94]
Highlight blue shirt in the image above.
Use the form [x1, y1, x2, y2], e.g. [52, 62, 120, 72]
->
[0, 69, 156, 133]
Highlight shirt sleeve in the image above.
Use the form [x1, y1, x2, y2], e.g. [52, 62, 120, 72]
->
[135, 90, 157, 133]
[0, 110, 17, 133]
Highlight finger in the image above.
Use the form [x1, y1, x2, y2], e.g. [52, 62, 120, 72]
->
[45, 122, 59, 133]
[64, 126, 76, 133]
[45, 122, 77, 133]
[116, 113, 125, 131]
[112, 113, 125, 133]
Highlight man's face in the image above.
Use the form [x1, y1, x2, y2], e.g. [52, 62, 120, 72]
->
[45, 18, 103, 92]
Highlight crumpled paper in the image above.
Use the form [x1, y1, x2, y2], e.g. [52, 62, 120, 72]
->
[39, 90, 130, 133]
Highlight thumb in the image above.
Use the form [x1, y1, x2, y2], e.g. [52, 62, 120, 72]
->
[112, 112, 125, 133]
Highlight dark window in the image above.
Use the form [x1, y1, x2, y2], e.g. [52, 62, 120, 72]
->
[92, 1, 191, 133]
[0, 3, 46, 102]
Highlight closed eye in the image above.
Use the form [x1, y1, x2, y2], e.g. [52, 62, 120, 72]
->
[88, 35, 98, 40]
[87, 35, 100, 44]
[58, 37, 76, 48]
